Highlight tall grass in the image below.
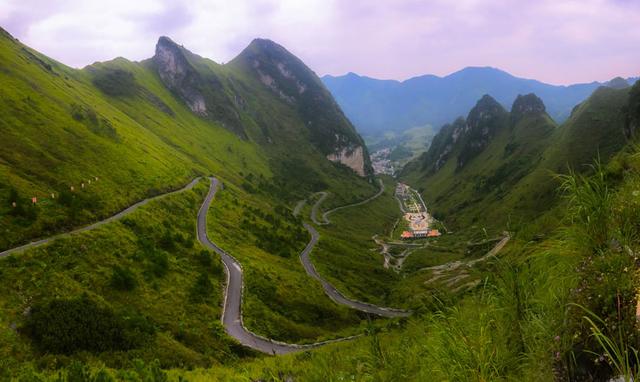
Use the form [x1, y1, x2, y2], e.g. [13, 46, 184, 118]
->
[556, 159, 613, 253]
[576, 304, 640, 382]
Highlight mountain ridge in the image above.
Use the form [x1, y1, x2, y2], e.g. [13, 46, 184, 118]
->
[400, 84, 634, 229]
[322, 67, 638, 136]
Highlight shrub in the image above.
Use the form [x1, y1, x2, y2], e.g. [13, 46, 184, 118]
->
[110, 265, 137, 291]
[158, 231, 176, 251]
[22, 295, 154, 354]
[198, 250, 212, 267]
[147, 251, 169, 277]
[92, 68, 137, 97]
[189, 272, 213, 303]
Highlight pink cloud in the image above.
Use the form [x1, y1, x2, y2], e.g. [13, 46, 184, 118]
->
[0, 0, 638, 84]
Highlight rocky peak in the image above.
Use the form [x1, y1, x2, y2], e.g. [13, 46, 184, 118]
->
[511, 93, 546, 123]
[466, 95, 507, 134]
[154, 36, 207, 115]
[230, 38, 372, 176]
[152, 36, 245, 136]
[457, 95, 508, 170]
[232, 38, 317, 103]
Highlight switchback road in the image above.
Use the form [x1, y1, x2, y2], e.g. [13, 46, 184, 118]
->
[197, 177, 359, 354]
[311, 179, 385, 225]
[303, 179, 410, 317]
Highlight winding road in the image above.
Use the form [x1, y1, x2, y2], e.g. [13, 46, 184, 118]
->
[0, 177, 202, 258]
[1, 175, 408, 354]
[311, 179, 385, 225]
[300, 222, 409, 317]
[196, 177, 344, 354]
[303, 179, 410, 317]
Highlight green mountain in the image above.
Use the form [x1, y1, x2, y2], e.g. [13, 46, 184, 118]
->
[3, 23, 640, 382]
[401, 86, 631, 229]
[0, 28, 373, 250]
[0, 26, 385, 376]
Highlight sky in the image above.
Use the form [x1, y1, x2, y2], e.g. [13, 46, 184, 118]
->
[1, 0, 639, 85]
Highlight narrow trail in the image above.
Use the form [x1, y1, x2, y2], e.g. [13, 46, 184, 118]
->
[198, 178, 360, 354]
[311, 179, 385, 225]
[302, 179, 411, 317]
[0, 177, 202, 258]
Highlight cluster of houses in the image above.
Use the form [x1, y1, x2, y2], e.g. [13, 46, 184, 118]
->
[400, 229, 440, 239]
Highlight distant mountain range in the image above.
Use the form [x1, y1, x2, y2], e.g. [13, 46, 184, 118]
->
[322, 67, 638, 136]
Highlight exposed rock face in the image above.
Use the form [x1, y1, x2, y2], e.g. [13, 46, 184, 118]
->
[153, 36, 245, 137]
[327, 145, 366, 176]
[424, 117, 467, 173]
[418, 95, 509, 174]
[154, 37, 208, 116]
[511, 93, 546, 123]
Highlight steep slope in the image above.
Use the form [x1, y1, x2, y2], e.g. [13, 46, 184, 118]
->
[322, 67, 631, 136]
[0, 29, 374, 250]
[150, 36, 246, 137]
[402, 86, 632, 229]
[230, 39, 372, 176]
[0, 27, 384, 375]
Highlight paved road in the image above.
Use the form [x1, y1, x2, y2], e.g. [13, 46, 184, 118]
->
[197, 177, 359, 354]
[0, 177, 202, 258]
[300, 222, 410, 317]
[311, 179, 385, 225]
[303, 178, 411, 317]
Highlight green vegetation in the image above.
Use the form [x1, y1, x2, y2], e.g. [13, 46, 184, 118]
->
[206, 181, 364, 343]
[310, 176, 403, 306]
[23, 294, 155, 354]
[0, 28, 372, 253]
[0, 181, 245, 378]
[401, 89, 629, 232]
[2, 23, 640, 381]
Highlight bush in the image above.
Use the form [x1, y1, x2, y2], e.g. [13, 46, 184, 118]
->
[189, 272, 213, 303]
[22, 295, 155, 354]
[198, 250, 212, 267]
[92, 68, 137, 97]
[110, 265, 137, 291]
[158, 231, 176, 251]
[147, 251, 169, 277]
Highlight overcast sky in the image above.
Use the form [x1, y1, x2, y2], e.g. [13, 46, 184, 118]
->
[1, 0, 639, 85]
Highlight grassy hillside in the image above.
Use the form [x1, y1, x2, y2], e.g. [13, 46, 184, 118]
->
[401, 88, 631, 231]
[0, 27, 383, 379]
[0, 28, 376, 251]
[0, 179, 247, 378]
[16, 143, 640, 381]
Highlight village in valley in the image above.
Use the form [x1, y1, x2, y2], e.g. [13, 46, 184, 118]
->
[370, 148, 396, 176]
[395, 182, 441, 239]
